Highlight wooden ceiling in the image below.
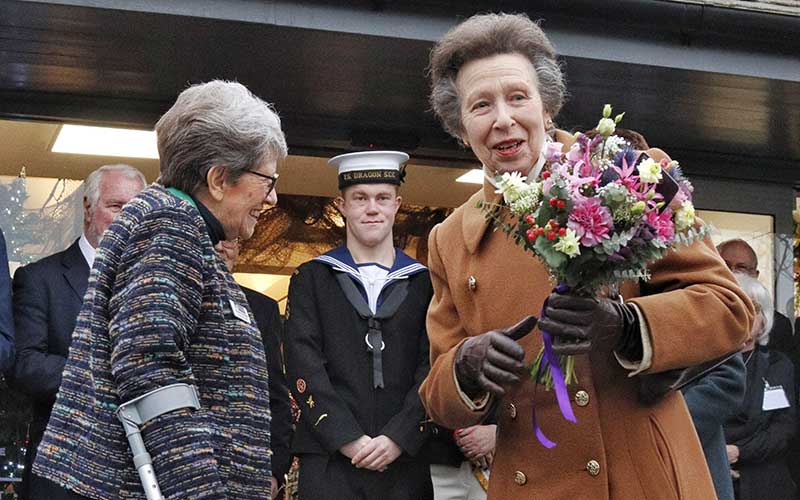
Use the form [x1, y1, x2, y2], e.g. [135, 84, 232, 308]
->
[0, 0, 798, 187]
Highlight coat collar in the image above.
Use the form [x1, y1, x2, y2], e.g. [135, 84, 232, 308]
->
[461, 130, 577, 255]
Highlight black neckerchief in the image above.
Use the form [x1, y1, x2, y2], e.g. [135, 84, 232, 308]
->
[191, 196, 226, 245]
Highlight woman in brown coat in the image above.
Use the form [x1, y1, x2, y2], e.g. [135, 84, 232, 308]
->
[418, 13, 754, 500]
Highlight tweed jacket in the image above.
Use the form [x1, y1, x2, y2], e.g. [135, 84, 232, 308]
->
[33, 185, 273, 500]
[419, 145, 753, 499]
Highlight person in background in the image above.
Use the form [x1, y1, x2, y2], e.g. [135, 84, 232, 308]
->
[283, 151, 433, 500]
[418, 12, 753, 500]
[0, 228, 13, 375]
[31, 80, 286, 499]
[717, 239, 795, 356]
[217, 239, 293, 494]
[11, 163, 146, 499]
[717, 237, 800, 491]
[724, 272, 796, 500]
[427, 423, 496, 500]
[681, 355, 746, 500]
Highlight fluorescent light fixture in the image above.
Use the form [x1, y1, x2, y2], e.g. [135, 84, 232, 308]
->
[455, 169, 485, 184]
[52, 124, 159, 159]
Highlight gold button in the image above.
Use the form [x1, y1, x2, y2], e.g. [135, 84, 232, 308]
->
[586, 460, 601, 477]
[508, 402, 517, 420]
[514, 470, 527, 485]
[575, 390, 590, 407]
[468, 275, 477, 291]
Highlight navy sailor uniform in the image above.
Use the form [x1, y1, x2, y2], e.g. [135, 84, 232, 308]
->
[284, 246, 433, 499]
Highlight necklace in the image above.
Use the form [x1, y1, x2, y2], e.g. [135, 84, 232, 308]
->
[744, 350, 755, 366]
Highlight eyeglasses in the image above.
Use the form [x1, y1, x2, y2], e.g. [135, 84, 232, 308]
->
[243, 169, 279, 196]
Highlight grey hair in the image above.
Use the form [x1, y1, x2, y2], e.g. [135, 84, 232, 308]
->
[429, 12, 567, 141]
[733, 272, 774, 345]
[155, 80, 288, 194]
[84, 164, 147, 211]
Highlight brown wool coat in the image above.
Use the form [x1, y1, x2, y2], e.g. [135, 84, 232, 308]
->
[419, 139, 753, 500]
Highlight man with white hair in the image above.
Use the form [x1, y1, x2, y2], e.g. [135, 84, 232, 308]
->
[12, 163, 146, 499]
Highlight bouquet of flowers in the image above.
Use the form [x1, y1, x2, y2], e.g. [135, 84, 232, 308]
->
[482, 105, 708, 446]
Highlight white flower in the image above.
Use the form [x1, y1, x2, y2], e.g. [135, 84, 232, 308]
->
[553, 228, 581, 258]
[509, 182, 542, 215]
[495, 172, 530, 205]
[675, 200, 696, 231]
[637, 158, 662, 184]
[601, 135, 627, 159]
[596, 117, 616, 137]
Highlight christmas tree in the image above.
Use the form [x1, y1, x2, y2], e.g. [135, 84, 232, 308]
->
[0, 167, 43, 265]
[0, 166, 36, 483]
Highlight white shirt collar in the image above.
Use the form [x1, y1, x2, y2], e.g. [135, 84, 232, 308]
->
[484, 153, 547, 188]
[78, 233, 96, 267]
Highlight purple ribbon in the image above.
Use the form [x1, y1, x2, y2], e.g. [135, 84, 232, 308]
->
[532, 285, 578, 448]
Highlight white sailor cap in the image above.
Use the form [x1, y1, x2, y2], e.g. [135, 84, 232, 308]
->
[328, 150, 410, 190]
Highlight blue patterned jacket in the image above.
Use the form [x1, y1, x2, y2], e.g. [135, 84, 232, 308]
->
[33, 184, 272, 499]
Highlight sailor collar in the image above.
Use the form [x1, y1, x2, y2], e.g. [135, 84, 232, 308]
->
[314, 245, 426, 291]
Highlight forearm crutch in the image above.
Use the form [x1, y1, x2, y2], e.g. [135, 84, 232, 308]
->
[116, 383, 201, 500]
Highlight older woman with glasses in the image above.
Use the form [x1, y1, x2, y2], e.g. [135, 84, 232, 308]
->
[32, 80, 287, 500]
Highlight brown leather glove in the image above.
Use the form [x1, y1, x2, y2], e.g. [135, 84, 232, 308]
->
[455, 316, 538, 398]
[537, 292, 641, 358]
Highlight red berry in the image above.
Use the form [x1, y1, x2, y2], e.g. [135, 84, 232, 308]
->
[551, 220, 559, 228]
[547, 231, 556, 240]
[526, 229, 538, 241]
[549, 198, 558, 207]
[538, 227, 545, 235]
[542, 171, 551, 179]
[558, 228, 567, 236]
[557, 200, 566, 209]
[524, 214, 535, 225]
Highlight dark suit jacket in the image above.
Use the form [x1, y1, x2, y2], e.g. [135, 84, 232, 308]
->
[769, 311, 795, 358]
[725, 348, 797, 500]
[0, 229, 14, 374]
[682, 353, 746, 500]
[11, 238, 88, 486]
[242, 286, 292, 486]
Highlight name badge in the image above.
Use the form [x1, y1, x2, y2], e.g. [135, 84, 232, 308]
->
[763, 384, 790, 411]
[229, 299, 251, 325]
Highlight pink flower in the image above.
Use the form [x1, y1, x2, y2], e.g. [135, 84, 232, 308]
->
[646, 208, 675, 241]
[544, 141, 565, 162]
[668, 189, 687, 211]
[567, 198, 613, 247]
[566, 143, 584, 163]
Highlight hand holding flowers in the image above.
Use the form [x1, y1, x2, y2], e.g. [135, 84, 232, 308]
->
[482, 105, 708, 447]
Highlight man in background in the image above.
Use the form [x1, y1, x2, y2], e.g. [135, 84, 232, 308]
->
[717, 238, 800, 492]
[217, 239, 293, 495]
[12, 163, 146, 499]
[284, 151, 433, 499]
[717, 239, 795, 356]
